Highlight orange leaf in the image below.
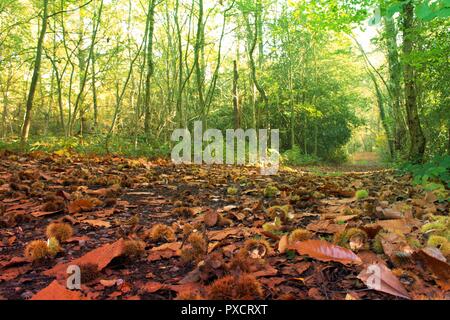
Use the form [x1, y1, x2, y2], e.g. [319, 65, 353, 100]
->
[143, 281, 164, 293]
[44, 239, 126, 278]
[68, 199, 94, 214]
[278, 235, 288, 254]
[290, 240, 362, 265]
[208, 228, 241, 241]
[31, 280, 86, 300]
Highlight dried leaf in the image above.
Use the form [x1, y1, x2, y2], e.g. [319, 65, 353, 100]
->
[82, 219, 111, 228]
[68, 199, 95, 214]
[31, 280, 86, 300]
[44, 239, 126, 278]
[413, 248, 450, 291]
[306, 220, 346, 234]
[143, 281, 164, 293]
[278, 235, 288, 254]
[358, 263, 410, 299]
[208, 228, 241, 241]
[290, 240, 362, 265]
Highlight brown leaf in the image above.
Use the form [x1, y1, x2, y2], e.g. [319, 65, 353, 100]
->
[278, 235, 288, 254]
[376, 207, 403, 219]
[306, 219, 346, 234]
[253, 264, 278, 278]
[204, 211, 219, 227]
[379, 232, 412, 262]
[167, 282, 203, 296]
[68, 199, 95, 214]
[376, 218, 419, 234]
[413, 248, 450, 291]
[82, 219, 111, 228]
[289, 240, 362, 265]
[31, 280, 86, 300]
[44, 239, 126, 278]
[0, 265, 31, 282]
[147, 242, 182, 261]
[358, 263, 410, 299]
[334, 215, 358, 223]
[143, 281, 164, 293]
[208, 228, 241, 241]
[31, 210, 62, 218]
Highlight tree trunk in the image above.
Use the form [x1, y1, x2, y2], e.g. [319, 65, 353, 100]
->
[370, 71, 394, 158]
[244, 9, 268, 129]
[69, 0, 103, 135]
[194, 0, 206, 128]
[20, 0, 49, 147]
[384, 16, 407, 155]
[402, 2, 426, 163]
[92, 46, 98, 129]
[233, 60, 240, 129]
[143, 0, 156, 135]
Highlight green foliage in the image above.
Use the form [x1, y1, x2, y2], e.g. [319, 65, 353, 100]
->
[379, 0, 450, 20]
[0, 135, 171, 159]
[282, 146, 321, 166]
[400, 155, 450, 187]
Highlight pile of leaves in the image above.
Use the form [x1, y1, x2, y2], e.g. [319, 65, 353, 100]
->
[0, 150, 449, 300]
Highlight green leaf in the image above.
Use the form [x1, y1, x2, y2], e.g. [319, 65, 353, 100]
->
[436, 7, 450, 17]
[386, 3, 403, 17]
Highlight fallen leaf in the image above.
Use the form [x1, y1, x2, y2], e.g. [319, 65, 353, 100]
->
[143, 281, 164, 293]
[147, 242, 182, 261]
[208, 228, 241, 241]
[100, 279, 118, 287]
[31, 210, 62, 218]
[306, 219, 346, 234]
[358, 263, 410, 299]
[376, 218, 419, 234]
[290, 240, 362, 265]
[68, 199, 95, 214]
[31, 280, 86, 300]
[44, 239, 126, 278]
[82, 219, 111, 228]
[413, 248, 450, 291]
[278, 235, 288, 254]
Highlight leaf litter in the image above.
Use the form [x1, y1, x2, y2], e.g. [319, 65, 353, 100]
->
[0, 151, 448, 300]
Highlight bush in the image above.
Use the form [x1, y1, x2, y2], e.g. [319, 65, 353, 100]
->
[282, 146, 321, 166]
[325, 147, 348, 165]
[400, 155, 450, 188]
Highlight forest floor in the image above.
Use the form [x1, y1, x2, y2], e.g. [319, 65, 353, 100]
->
[0, 150, 448, 300]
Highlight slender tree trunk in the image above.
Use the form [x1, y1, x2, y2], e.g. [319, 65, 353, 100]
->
[369, 71, 394, 158]
[244, 9, 268, 129]
[384, 16, 407, 155]
[402, 2, 426, 163]
[232, 60, 240, 129]
[143, 0, 156, 136]
[92, 45, 98, 129]
[69, 0, 103, 135]
[1, 66, 12, 139]
[20, 0, 49, 147]
[174, 0, 184, 127]
[194, 0, 206, 128]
